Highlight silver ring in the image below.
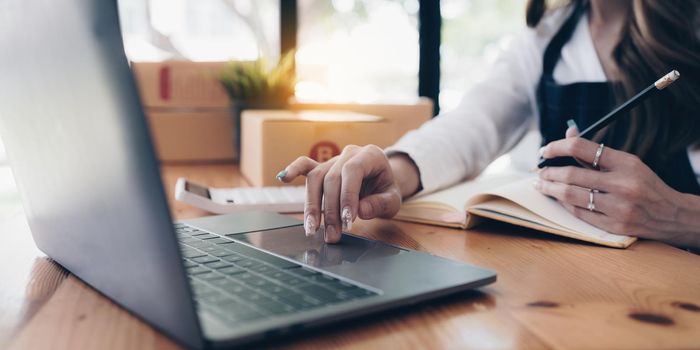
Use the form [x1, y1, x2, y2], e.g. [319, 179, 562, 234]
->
[592, 143, 605, 169]
[587, 189, 599, 211]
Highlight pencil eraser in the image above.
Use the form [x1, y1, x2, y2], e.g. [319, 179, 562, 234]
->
[655, 70, 680, 90]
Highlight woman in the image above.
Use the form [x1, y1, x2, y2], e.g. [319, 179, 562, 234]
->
[278, 0, 700, 249]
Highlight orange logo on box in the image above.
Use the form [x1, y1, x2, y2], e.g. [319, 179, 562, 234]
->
[309, 141, 340, 162]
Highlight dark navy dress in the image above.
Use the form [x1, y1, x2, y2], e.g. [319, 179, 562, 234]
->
[537, 1, 700, 196]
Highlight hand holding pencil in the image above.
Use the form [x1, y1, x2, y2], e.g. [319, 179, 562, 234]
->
[538, 70, 680, 169]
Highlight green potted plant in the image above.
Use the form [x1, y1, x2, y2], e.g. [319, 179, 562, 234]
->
[217, 52, 295, 155]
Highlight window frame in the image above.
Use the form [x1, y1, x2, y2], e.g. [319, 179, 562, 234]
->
[281, 0, 442, 116]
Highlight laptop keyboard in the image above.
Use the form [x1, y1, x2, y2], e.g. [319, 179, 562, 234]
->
[174, 224, 377, 325]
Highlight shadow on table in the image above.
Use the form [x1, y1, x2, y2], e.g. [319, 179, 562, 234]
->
[472, 220, 603, 248]
[252, 288, 496, 349]
[13, 257, 68, 333]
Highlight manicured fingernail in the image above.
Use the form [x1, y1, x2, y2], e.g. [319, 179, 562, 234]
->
[341, 207, 352, 231]
[275, 170, 288, 182]
[532, 179, 541, 190]
[304, 215, 316, 236]
[566, 119, 579, 131]
[324, 224, 337, 243]
[538, 146, 546, 157]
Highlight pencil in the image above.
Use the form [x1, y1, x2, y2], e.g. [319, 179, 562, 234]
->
[538, 70, 681, 168]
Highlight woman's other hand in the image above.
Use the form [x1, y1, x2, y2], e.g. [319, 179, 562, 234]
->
[277, 145, 420, 244]
[536, 127, 700, 248]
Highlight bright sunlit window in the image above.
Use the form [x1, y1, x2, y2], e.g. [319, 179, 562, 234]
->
[295, 0, 420, 103]
[117, 0, 280, 62]
[116, 0, 527, 108]
[440, 0, 527, 112]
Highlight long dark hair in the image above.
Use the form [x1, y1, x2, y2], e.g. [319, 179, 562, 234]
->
[527, 0, 700, 163]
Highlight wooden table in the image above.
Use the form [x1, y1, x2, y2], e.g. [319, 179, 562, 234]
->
[2, 163, 700, 349]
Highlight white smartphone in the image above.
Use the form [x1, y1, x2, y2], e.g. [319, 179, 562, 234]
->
[175, 177, 305, 214]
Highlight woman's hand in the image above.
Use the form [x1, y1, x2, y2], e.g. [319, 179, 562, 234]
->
[277, 145, 420, 244]
[535, 127, 700, 248]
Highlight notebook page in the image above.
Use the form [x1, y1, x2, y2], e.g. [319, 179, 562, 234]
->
[467, 177, 633, 245]
[404, 174, 520, 212]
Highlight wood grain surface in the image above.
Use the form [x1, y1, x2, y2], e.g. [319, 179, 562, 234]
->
[2, 163, 699, 349]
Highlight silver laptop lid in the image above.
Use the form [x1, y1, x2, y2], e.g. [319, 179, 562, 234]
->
[0, 0, 202, 348]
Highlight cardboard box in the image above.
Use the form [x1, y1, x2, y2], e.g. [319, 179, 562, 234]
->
[290, 98, 434, 140]
[131, 61, 230, 108]
[240, 110, 393, 187]
[131, 61, 434, 163]
[132, 61, 237, 162]
[146, 108, 236, 162]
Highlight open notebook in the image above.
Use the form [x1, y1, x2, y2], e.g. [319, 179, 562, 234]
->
[396, 175, 636, 248]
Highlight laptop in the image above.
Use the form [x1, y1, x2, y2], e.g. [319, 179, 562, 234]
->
[0, 0, 496, 348]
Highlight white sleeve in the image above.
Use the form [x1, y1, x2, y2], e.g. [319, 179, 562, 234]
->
[386, 29, 543, 195]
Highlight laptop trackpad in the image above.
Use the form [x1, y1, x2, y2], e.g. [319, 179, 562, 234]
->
[232, 225, 406, 269]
